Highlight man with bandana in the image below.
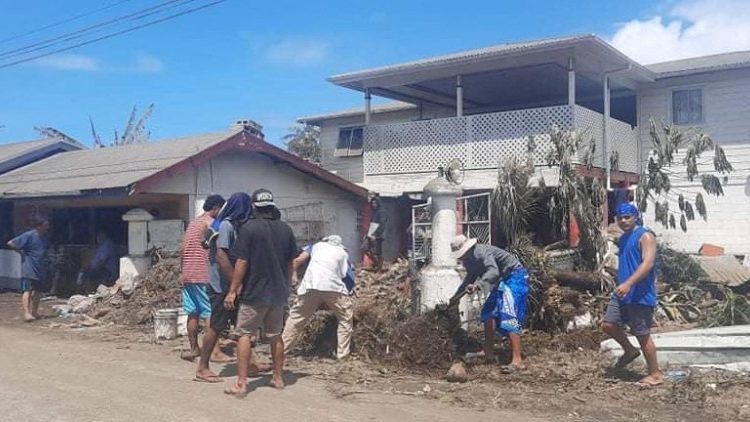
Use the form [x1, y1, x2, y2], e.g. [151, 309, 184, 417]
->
[602, 203, 663, 387]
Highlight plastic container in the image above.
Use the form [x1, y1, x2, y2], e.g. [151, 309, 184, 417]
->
[154, 309, 179, 340]
[177, 309, 188, 337]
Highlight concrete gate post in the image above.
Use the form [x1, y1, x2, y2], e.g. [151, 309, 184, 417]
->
[418, 173, 463, 312]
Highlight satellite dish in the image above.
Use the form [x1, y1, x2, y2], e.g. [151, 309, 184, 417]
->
[445, 158, 465, 185]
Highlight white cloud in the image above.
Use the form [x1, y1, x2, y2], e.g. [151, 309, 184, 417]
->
[132, 53, 164, 73]
[29, 52, 164, 73]
[264, 38, 330, 66]
[32, 53, 99, 71]
[610, 0, 750, 64]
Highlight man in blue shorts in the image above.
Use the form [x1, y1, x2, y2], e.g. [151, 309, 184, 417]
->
[7, 218, 50, 322]
[602, 203, 663, 387]
[451, 235, 529, 373]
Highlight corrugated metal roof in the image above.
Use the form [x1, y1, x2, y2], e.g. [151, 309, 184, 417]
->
[328, 34, 654, 87]
[297, 101, 416, 124]
[695, 255, 750, 287]
[0, 138, 81, 165]
[0, 130, 239, 197]
[646, 51, 750, 78]
[329, 35, 592, 84]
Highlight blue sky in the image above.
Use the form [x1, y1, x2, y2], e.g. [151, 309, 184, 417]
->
[0, 0, 747, 147]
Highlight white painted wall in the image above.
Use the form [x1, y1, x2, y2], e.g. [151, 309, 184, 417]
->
[318, 104, 453, 184]
[638, 69, 750, 255]
[147, 150, 364, 260]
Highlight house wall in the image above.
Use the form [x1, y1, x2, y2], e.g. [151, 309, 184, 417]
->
[318, 104, 453, 184]
[148, 150, 365, 260]
[638, 69, 750, 255]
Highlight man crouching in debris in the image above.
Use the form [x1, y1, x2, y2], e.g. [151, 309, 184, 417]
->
[224, 189, 297, 395]
[602, 203, 663, 387]
[282, 235, 355, 360]
[450, 235, 529, 373]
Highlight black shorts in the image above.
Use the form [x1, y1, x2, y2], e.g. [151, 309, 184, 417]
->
[207, 286, 236, 334]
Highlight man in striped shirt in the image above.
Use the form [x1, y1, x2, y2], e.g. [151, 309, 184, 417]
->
[181, 194, 225, 362]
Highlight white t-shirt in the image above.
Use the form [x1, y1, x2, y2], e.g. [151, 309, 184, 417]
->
[297, 241, 350, 296]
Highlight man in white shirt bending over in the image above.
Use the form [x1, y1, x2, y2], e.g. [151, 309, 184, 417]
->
[282, 235, 355, 360]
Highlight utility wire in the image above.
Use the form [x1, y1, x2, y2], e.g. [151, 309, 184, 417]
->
[0, 0, 226, 70]
[0, 0, 195, 60]
[0, 0, 134, 44]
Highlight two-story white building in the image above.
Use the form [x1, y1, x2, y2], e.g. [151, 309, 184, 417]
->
[299, 34, 750, 260]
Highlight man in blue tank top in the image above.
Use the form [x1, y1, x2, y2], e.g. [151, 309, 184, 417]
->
[602, 203, 663, 386]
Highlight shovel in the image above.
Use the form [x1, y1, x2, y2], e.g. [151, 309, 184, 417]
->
[436, 290, 467, 315]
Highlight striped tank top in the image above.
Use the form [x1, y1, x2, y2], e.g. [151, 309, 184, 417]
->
[181, 212, 213, 283]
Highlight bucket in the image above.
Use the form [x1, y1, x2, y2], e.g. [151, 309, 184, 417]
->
[177, 309, 188, 337]
[154, 308, 179, 340]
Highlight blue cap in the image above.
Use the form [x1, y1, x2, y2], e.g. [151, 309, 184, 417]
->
[616, 203, 639, 217]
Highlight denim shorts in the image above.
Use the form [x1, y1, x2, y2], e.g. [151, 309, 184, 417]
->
[604, 295, 654, 336]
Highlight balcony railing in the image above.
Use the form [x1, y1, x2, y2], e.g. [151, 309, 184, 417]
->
[362, 105, 638, 175]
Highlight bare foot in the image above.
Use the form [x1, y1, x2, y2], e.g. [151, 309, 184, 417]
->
[269, 377, 285, 390]
[23, 314, 36, 322]
[248, 362, 272, 375]
[180, 349, 200, 362]
[636, 373, 664, 387]
[224, 383, 247, 397]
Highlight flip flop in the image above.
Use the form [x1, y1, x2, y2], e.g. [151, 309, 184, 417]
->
[501, 364, 525, 374]
[614, 351, 641, 368]
[224, 385, 247, 398]
[193, 374, 222, 383]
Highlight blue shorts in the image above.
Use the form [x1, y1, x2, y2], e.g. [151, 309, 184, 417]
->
[480, 268, 530, 335]
[20, 278, 50, 293]
[182, 284, 211, 319]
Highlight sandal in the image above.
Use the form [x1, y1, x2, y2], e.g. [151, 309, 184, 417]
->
[501, 364, 525, 374]
[193, 374, 222, 383]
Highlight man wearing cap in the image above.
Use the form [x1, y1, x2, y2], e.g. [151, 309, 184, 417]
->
[282, 235, 355, 360]
[450, 235, 529, 373]
[180, 194, 229, 362]
[224, 189, 297, 395]
[602, 203, 662, 387]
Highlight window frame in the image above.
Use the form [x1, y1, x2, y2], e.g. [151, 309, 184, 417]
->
[334, 126, 364, 157]
[670, 86, 705, 126]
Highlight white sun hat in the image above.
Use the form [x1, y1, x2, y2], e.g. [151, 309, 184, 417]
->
[450, 235, 478, 259]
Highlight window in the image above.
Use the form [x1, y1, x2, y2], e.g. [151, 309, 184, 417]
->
[672, 88, 703, 125]
[335, 127, 363, 157]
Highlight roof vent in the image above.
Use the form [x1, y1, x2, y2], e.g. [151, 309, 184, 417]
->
[231, 119, 264, 138]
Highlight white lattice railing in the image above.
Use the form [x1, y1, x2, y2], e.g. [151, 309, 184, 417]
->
[363, 105, 639, 175]
[573, 106, 639, 173]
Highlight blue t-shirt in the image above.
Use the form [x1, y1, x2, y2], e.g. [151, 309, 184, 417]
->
[11, 229, 49, 281]
[208, 220, 236, 293]
[90, 240, 119, 278]
[617, 226, 657, 306]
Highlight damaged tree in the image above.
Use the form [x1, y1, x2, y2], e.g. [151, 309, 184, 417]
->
[637, 119, 733, 231]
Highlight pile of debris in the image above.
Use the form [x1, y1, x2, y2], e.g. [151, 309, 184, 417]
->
[88, 251, 182, 326]
[291, 259, 413, 359]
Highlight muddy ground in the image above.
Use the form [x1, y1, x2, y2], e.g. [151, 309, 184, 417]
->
[1, 292, 748, 422]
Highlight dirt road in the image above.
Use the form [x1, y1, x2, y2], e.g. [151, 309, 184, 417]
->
[0, 326, 547, 422]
